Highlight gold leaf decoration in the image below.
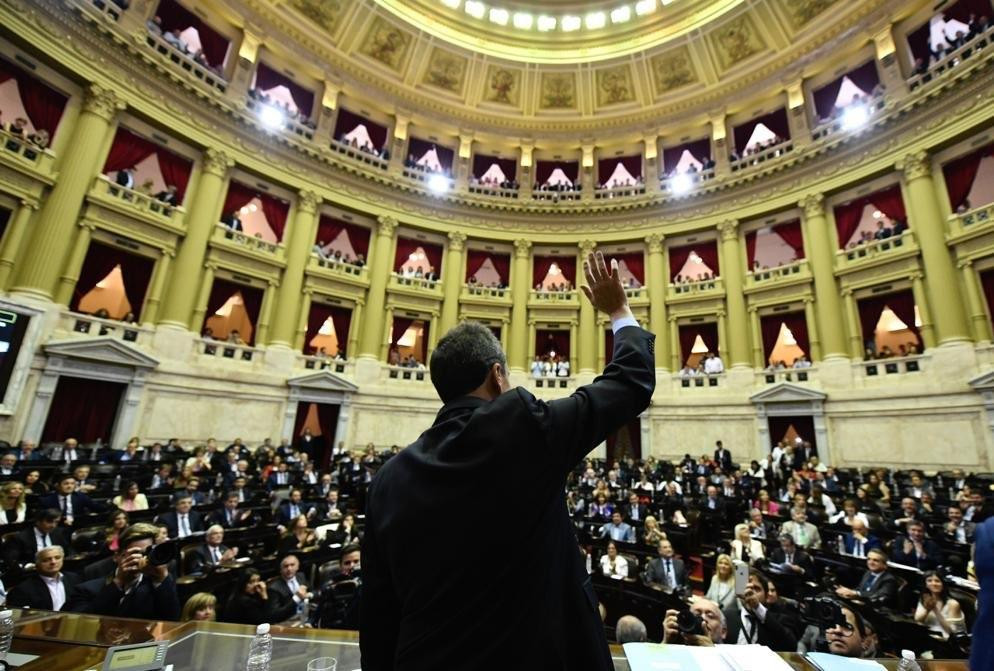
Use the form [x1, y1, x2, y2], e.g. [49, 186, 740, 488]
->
[650, 46, 698, 94]
[288, 0, 344, 32]
[359, 17, 412, 72]
[781, 0, 838, 28]
[540, 72, 576, 109]
[483, 65, 521, 106]
[710, 17, 766, 72]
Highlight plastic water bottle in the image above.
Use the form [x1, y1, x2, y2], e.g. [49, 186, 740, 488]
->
[0, 609, 15, 664]
[245, 622, 272, 671]
[896, 650, 922, 671]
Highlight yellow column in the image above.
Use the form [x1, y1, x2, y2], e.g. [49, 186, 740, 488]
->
[749, 307, 764, 368]
[0, 199, 38, 290]
[294, 290, 313, 352]
[11, 86, 122, 299]
[254, 280, 278, 346]
[899, 151, 971, 344]
[717, 311, 729, 363]
[718, 220, 750, 367]
[54, 222, 94, 306]
[597, 323, 607, 370]
[804, 298, 822, 362]
[347, 299, 364, 359]
[379, 306, 395, 362]
[439, 232, 467, 334]
[910, 271, 937, 350]
[269, 190, 321, 347]
[139, 249, 173, 326]
[358, 216, 398, 359]
[428, 311, 440, 359]
[527, 320, 537, 363]
[508, 239, 532, 372]
[960, 260, 992, 343]
[578, 240, 597, 374]
[190, 263, 216, 333]
[570, 320, 579, 374]
[159, 148, 233, 329]
[645, 233, 670, 369]
[841, 289, 864, 358]
[669, 316, 681, 371]
[800, 194, 848, 358]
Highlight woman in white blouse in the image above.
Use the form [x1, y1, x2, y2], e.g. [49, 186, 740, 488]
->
[704, 554, 738, 611]
[730, 523, 765, 564]
[914, 572, 965, 639]
[0, 482, 27, 525]
[599, 542, 628, 579]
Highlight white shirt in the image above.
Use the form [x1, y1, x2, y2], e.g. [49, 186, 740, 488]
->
[41, 573, 67, 611]
[600, 555, 628, 578]
[178, 513, 191, 538]
[34, 528, 51, 549]
[737, 604, 767, 644]
[829, 511, 869, 527]
[704, 356, 725, 374]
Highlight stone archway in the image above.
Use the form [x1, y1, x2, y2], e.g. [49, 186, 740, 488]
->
[749, 382, 830, 464]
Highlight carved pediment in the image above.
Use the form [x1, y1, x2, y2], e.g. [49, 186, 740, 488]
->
[43, 338, 159, 369]
[287, 370, 359, 393]
[749, 382, 827, 404]
[968, 371, 994, 393]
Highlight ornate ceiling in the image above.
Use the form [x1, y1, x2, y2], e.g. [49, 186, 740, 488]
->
[237, 0, 925, 141]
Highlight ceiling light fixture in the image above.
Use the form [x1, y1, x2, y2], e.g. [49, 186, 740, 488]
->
[489, 7, 509, 25]
[439, 0, 460, 8]
[512, 12, 533, 29]
[611, 6, 632, 23]
[537, 15, 556, 31]
[561, 15, 581, 31]
[585, 12, 607, 29]
[464, 1, 485, 19]
[635, 0, 657, 15]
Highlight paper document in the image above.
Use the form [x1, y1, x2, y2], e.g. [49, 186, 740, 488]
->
[716, 644, 794, 671]
[805, 652, 887, 671]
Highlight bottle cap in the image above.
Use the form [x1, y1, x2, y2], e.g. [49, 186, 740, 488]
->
[256, 623, 270, 635]
[0, 610, 11, 618]
[901, 650, 915, 660]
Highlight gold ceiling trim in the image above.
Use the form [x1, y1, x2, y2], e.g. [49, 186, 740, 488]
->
[371, 0, 748, 64]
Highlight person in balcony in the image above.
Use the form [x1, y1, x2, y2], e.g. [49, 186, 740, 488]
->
[27, 129, 49, 148]
[703, 352, 724, 375]
[222, 211, 242, 232]
[155, 185, 179, 207]
[873, 221, 892, 241]
[115, 168, 135, 190]
[164, 29, 189, 54]
[227, 330, 245, 346]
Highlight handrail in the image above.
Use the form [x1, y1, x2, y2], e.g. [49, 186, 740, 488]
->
[0, 126, 55, 167]
[838, 230, 912, 263]
[669, 278, 721, 295]
[730, 140, 794, 171]
[329, 138, 389, 170]
[198, 337, 258, 362]
[957, 201, 994, 228]
[214, 223, 283, 255]
[530, 289, 576, 301]
[95, 175, 184, 220]
[311, 253, 368, 278]
[64, 310, 150, 343]
[593, 183, 647, 199]
[144, 30, 228, 94]
[747, 259, 806, 283]
[468, 183, 520, 199]
[390, 272, 439, 291]
[463, 284, 509, 298]
[908, 25, 994, 91]
[246, 99, 315, 141]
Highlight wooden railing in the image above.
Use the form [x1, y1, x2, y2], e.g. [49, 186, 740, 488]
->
[908, 26, 994, 91]
[468, 183, 520, 199]
[144, 31, 228, 94]
[463, 284, 509, 299]
[730, 140, 794, 172]
[310, 254, 368, 280]
[213, 224, 283, 255]
[668, 277, 723, 298]
[747, 260, 808, 285]
[531, 289, 577, 302]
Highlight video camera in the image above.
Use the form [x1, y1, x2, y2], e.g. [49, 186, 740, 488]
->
[144, 540, 177, 566]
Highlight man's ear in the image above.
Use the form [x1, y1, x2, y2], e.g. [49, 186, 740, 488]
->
[489, 362, 506, 395]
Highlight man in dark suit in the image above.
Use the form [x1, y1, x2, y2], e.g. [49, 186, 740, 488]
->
[890, 520, 943, 570]
[268, 553, 313, 619]
[623, 492, 649, 525]
[85, 523, 181, 620]
[275, 488, 315, 529]
[266, 462, 293, 491]
[842, 519, 882, 557]
[209, 491, 254, 529]
[360, 252, 655, 671]
[11, 440, 42, 462]
[713, 441, 732, 471]
[643, 539, 688, 594]
[6, 546, 80, 611]
[835, 548, 899, 608]
[4, 509, 71, 567]
[40, 475, 105, 525]
[791, 441, 817, 471]
[187, 524, 237, 573]
[768, 533, 815, 577]
[115, 168, 135, 189]
[156, 494, 206, 539]
[722, 571, 798, 651]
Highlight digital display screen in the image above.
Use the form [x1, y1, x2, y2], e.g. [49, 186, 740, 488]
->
[0, 310, 28, 403]
[109, 645, 159, 669]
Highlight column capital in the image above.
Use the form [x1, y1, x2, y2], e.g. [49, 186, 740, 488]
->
[447, 231, 467, 251]
[957, 258, 974, 269]
[160, 247, 176, 258]
[909, 270, 925, 281]
[297, 190, 321, 214]
[802, 295, 816, 304]
[513, 239, 532, 258]
[747, 305, 758, 313]
[202, 148, 234, 177]
[717, 219, 739, 241]
[799, 193, 825, 219]
[376, 215, 398, 237]
[841, 287, 853, 297]
[18, 198, 39, 210]
[667, 315, 678, 323]
[303, 288, 314, 297]
[267, 278, 280, 288]
[644, 233, 665, 253]
[82, 84, 124, 121]
[898, 151, 932, 181]
[716, 310, 727, 318]
[579, 240, 597, 254]
[205, 261, 219, 272]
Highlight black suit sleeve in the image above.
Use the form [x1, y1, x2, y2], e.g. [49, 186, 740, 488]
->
[762, 611, 800, 651]
[359, 479, 401, 671]
[532, 325, 655, 474]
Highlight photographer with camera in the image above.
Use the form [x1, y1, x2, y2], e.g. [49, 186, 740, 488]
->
[85, 522, 180, 620]
[723, 570, 798, 650]
[802, 598, 879, 658]
[317, 543, 361, 629]
[662, 597, 726, 646]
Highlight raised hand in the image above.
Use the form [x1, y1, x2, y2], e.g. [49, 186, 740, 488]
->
[580, 251, 631, 321]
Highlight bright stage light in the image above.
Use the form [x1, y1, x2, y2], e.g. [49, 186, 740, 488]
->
[611, 6, 632, 23]
[428, 174, 451, 193]
[537, 15, 556, 31]
[670, 172, 694, 195]
[585, 12, 607, 29]
[635, 0, 657, 15]
[464, 1, 485, 19]
[562, 15, 581, 31]
[512, 12, 533, 29]
[258, 104, 285, 129]
[841, 104, 869, 131]
[489, 8, 509, 25]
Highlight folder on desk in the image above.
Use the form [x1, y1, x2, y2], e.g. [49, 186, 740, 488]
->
[805, 652, 887, 670]
[623, 643, 794, 671]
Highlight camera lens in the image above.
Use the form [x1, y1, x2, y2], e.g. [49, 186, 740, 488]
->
[676, 610, 704, 636]
[145, 541, 177, 566]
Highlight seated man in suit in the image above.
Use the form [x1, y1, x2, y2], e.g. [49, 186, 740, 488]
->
[156, 494, 205, 540]
[835, 548, 899, 608]
[84, 523, 181, 620]
[780, 506, 821, 550]
[842, 519, 882, 558]
[275, 488, 315, 530]
[747, 508, 774, 540]
[768, 533, 815, 577]
[268, 553, 313, 620]
[318, 487, 344, 522]
[266, 462, 294, 491]
[890, 520, 943, 570]
[209, 491, 254, 529]
[12, 440, 42, 463]
[944, 505, 977, 544]
[6, 545, 80, 612]
[187, 524, 238, 573]
[722, 570, 798, 651]
[624, 493, 649, 525]
[4, 509, 71, 567]
[40, 475, 105, 526]
[180, 477, 206, 505]
[600, 511, 636, 543]
[643, 539, 688, 594]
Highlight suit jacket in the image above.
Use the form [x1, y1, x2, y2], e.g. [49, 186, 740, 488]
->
[275, 502, 312, 527]
[7, 572, 81, 610]
[115, 170, 134, 188]
[223, 591, 296, 626]
[723, 606, 798, 651]
[156, 510, 206, 539]
[791, 446, 817, 471]
[5, 526, 72, 565]
[714, 448, 732, 470]
[187, 543, 230, 574]
[781, 520, 821, 549]
[87, 574, 181, 620]
[643, 556, 688, 590]
[268, 571, 311, 604]
[856, 569, 899, 607]
[624, 503, 649, 525]
[890, 537, 943, 571]
[209, 507, 253, 529]
[971, 518, 994, 671]
[768, 547, 815, 576]
[842, 533, 882, 556]
[360, 324, 655, 671]
[38, 491, 104, 519]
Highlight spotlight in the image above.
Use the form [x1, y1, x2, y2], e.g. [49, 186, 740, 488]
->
[512, 12, 533, 29]
[464, 1, 485, 19]
[841, 104, 869, 131]
[611, 7, 632, 23]
[489, 8, 509, 25]
[635, 0, 657, 15]
[670, 172, 694, 195]
[428, 174, 450, 193]
[258, 104, 285, 130]
[537, 15, 556, 31]
[585, 12, 607, 29]
[562, 15, 581, 31]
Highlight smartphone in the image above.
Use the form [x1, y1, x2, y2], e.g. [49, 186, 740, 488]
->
[733, 558, 749, 595]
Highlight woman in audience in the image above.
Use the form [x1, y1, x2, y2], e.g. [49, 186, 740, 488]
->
[223, 569, 296, 625]
[599, 542, 628, 578]
[22, 469, 47, 495]
[861, 472, 891, 503]
[854, 485, 882, 512]
[778, 479, 800, 504]
[730, 523, 765, 563]
[642, 516, 667, 546]
[705, 554, 738, 610]
[259, 455, 282, 483]
[326, 513, 361, 547]
[278, 514, 319, 554]
[105, 510, 130, 552]
[173, 465, 196, 491]
[914, 571, 966, 639]
[746, 460, 767, 485]
[587, 492, 614, 520]
[634, 473, 656, 492]
[829, 498, 870, 528]
[185, 446, 212, 474]
[754, 489, 780, 516]
[0, 482, 27, 525]
[181, 592, 217, 622]
[112, 481, 149, 511]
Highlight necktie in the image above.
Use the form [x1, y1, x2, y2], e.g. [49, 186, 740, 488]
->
[856, 539, 864, 557]
[227, 510, 233, 525]
[212, 547, 220, 563]
[865, 573, 878, 590]
[746, 613, 759, 642]
[665, 559, 673, 587]
[61, 496, 68, 513]
[179, 514, 190, 537]
[290, 505, 299, 518]
[786, 553, 793, 565]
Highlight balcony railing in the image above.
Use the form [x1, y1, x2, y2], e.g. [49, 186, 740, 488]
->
[310, 254, 368, 280]
[329, 138, 388, 170]
[957, 201, 994, 228]
[463, 284, 509, 300]
[837, 230, 913, 266]
[667, 277, 723, 299]
[402, 167, 454, 189]
[532, 376, 574, 389]
[810, 97, 886, 141]
[245, 99, 316, 141]
[660, 169, 716, 193]
[593, 183, 646, 200]
[624, 286, 647, 300]
[62, 311, 150, 345]
[857, 354, 924, 377]
[144, 31, 228, 94]
[199, 338, 257, 362]
[532, 188, 582, 203]
[746, 260, 809, 286]
[530, 289, 577, 302]
[758, 367, 815, 384]
[299, 354, 350, 373]
[675, 373, 725, 388]
[389, 272, 440, 292]
[0, 127, 56, 173]
[213, 224, 283, 256]
[93, 175, 185, 223]
[385, 364, 428, 382]
[730, 140, 794, 172]
[76, 0, 125, 22]
[908, 26, 994, 91]
[468, 183, 520, 199]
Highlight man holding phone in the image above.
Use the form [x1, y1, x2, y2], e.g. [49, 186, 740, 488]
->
[722, 571, 798, 651]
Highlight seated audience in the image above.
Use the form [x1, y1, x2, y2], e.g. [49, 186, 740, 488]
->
[600, 511, 635, 543]
[722, 571, 798, 651]
[834, 548, 898, 608]
[643, 539, 687, 593]
[4, 509, 69, 566]
[222, 568, 296, 625]
[188, 524, 238, 573]
[156, 494, 206, 539]
[914, 571, 965, 639]
[730, 523, 765, 563]
[599, 541, 628, 579]
[891, 520, 943, 570]
[704, 554, 738, 611]
[105, 510, 129, 552]
[0, 481, 28, 525]
[6, 546, 79, 611]
[781, 506, 821, 550]
[112, 481, 149, 511]
[181, 592, 217, 622]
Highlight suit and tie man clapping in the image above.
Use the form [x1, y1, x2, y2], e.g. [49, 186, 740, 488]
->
[187, 525, 238, 573]
[835, 548, 899, 608]
[600, 511, 636, 543]
[360, 251, 655, 671]
[644, 539, 688, 594]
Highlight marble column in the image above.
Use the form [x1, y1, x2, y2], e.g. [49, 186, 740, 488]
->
[139, 249, 173, 326]
[910, 271, 937, 350]
[269, 190, 321, 348]
[749, 307, 764, 368]
[439, 232, 467, 334]
[578, 240, 597, 374]
[0, 199, 38, 290]
[190, 263, 217, 334]
[358, 216, 398, 359]
[53, 222, 95, 306]
[718, 220, 750, 367]
[800, 194, 848, 359]
[508, 239, 532, 372]
[803, 298, 822, 362]
[841, 289, 864, 358]
[294, 290, 313, 352]
[11, 86, 122, 300]
[645, 233, 670, 369]
[254, 279, 278, 346]
[960, 259, 992, 343]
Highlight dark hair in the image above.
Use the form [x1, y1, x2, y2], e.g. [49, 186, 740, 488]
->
[429, 322, 506, 402]
[118, 522, 159, 550]
[35, 508, 62, 523]
[232, 568, 261, 597]
[920, 571, 950, 603]
[342, 542, 360, 557]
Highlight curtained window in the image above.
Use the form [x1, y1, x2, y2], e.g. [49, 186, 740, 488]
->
[407, 137, 455, 173]
[472, 154, 518, 182]
[253, 62, 315, 118]
[71, 241, 155, 320]
[811, 61, 881, 120]
[534, 160, 579, 185]
[612, 252, 645, 286]
[732, 108, 790, 154]
[0, 58, 69, 138]
[394, 238, 443, 277]
[332, 108, 388, 150]
[315, 216, 371, 259]
[154, 0, 230, 68]
[222, 180, 290, 242]
[203, 278, 264, 345]
[767, 416, 816, 450]
[102, 127, 194, 202]
[981, 269, 994, 331]
[41, 377, 126, 444]
[662, 138, 711, 176]
[832, 185, 907, 248]
[465, 250, 510, 285]
[305, 302, 352, 356]
[856, 290, 922, 353]
[391, 317, 429, 363]
[536, 329, 570, 359]
[943, 142, 994, 212]
[759, 312, 811, 364]
[678, 323, 718, 366]
[597, 155, 643, 185]
[533, 255, 577, 287]
[745, 220, 805, 268]
[906, 0, 994, 63]
[668, 242, 720, 280]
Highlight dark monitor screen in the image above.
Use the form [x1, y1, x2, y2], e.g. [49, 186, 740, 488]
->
[0, 309, 29, 402]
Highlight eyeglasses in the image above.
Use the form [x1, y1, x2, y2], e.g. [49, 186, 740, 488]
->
[827, 622, 856, 637]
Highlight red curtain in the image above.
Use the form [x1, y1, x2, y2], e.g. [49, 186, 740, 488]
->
[491, 253, 510, 286]
[330, 307, 352, 357]
[943, 144, 994, 211]
[154, 0, 229, 68]
[391, 317, 414, 346]
[115, 251, 155, 319]
[0, 59, 68, 137]
[103, 127, 158, 173]
[533, 255, 575, 286]
[678, 323, 718, 365]
[345, 224, 370, 257]
[394, 238, 419, 273]
[832, 185, 906, 249]
[466, 251, 510, 284]
[536, 330, 570, 358]
[316, 403, 339, 469]
[614, 252, 645, 284]
[239, 285, 263, 346]
[662, 138, 711, 175]
[812, 61, 879, 119]
[419, 321, 430, 362]
[155, 149, 193, 203]
[261, 195, 290, 242]
[333, 108, 387, 149]
[465, 250, 490, 280]
[812, 77, 846, 121]
[293, 401, 310, 440]
[205, 278, 262, 345]
[767, 416, 816, 450]
[221, 180, 257, 219]
[733, 108, 790, 154]
[695, 241, 720, 277]
[316, 216, 343, 246]
[423, 242, 443, 277]
[745, 231, 758, 269]
[848, 60, 881, 97]
[597, 156, 643, 183]
[534, 160, 579, 184]
[774, 220, 806, 259]
[668, 245, 693, 280]
[70, 241, 120, 311]
[907, 23, 932, 64]
[472, 154, 518, 181]
[41, 377, 125, 444]
[981, 270, 994, 329]
[254, 62, 315, 116]
[760, 312, 810, 362]
[857, 290, 921, 348]
[944, 0, 994, 24]
[605, 329, 614, 364]
[305, 302, 336, 353]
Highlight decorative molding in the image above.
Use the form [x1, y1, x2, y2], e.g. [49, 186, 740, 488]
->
[513, 239, 532, 258]
[579, 240, 597, 254]
[897, 150, 932, 181]
[447, 231, 467, 251]
[799, 193, 825, 219]
[376, 215, 398, 237]
[297, 189, 321, 214]
[202, 148, 234, 177]
[645, 233, 665, 253]
[81, 84, 124, 121]
[717, 219, 739, 241]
